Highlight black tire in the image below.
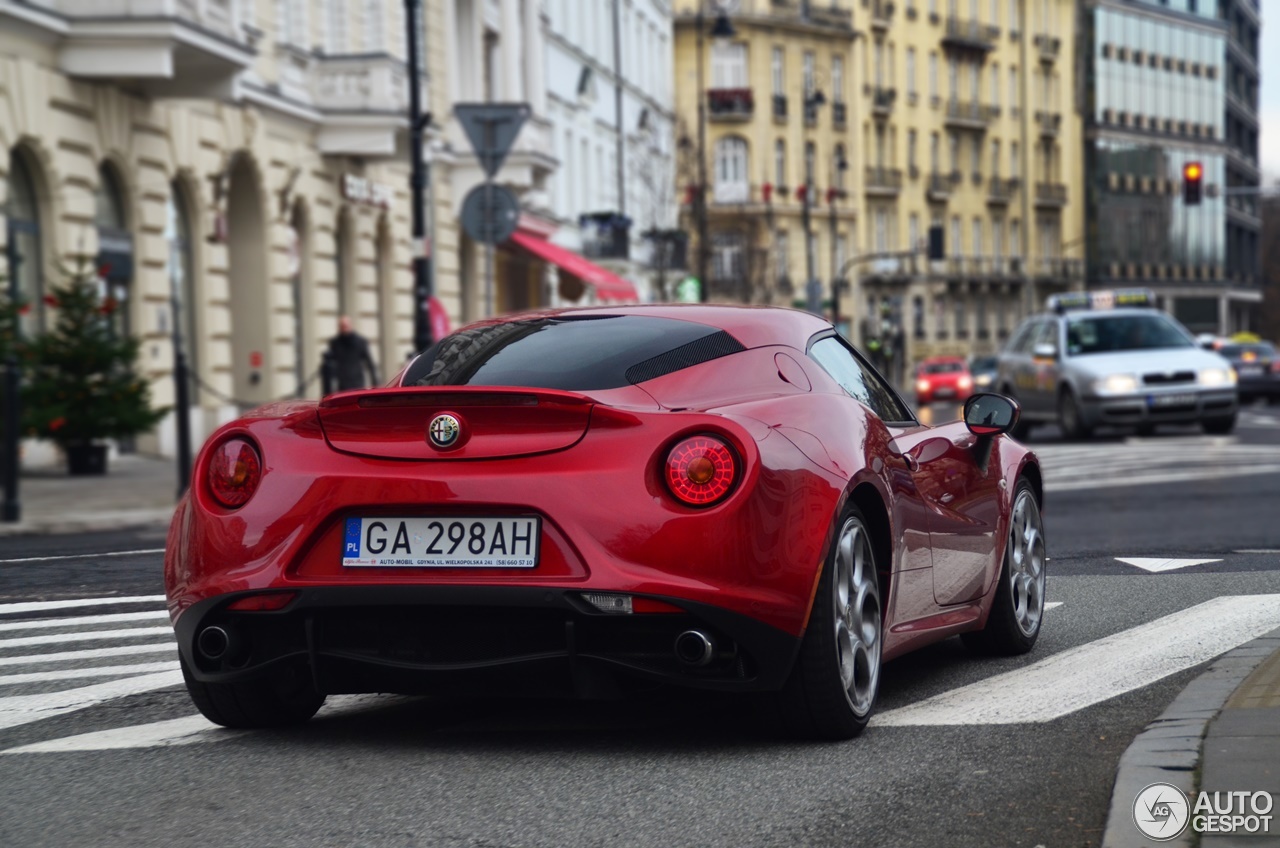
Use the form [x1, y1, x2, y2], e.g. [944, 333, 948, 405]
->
[1202, 414, 1236, 435]
[181, 654, 324, 729]
[777, 506, 883, 740]
[1057, 388, 1092, 441]
[962, 479, 1046, 656]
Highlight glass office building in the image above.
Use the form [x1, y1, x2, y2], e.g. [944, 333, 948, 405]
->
[1083, 0, 1260, 334]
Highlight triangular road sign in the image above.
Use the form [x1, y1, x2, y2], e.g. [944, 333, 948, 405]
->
[454, 103, 531, 178]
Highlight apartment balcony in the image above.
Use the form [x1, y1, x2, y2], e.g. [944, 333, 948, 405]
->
[942, 17, 999, 53]
[1036, 110, 1062, 138]
[832, 100, 847, 127]
[945, 98, 995, 130]
[864, 166, 903, 196]
[580, 213, 632, 261]
[708, 88, 754, 121]
[48, 0, 254, 98]
[1035, 34, 1061, 64]
[871, 0, 896, 31]
[1034, 182, 1068, 208]
[1033, 258, 1085, 282]
[986, 177, 1017, 205]
[772, 94, 788, 121]
[313, 54, 418, 155]
[871, 87, 896, 118]
[927, 171, 956, 201]
[766, 0, 855, 30]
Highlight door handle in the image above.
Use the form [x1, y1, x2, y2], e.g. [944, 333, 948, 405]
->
[896, 452, 920, 472]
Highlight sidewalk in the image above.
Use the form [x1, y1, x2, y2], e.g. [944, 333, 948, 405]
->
[0, 453, 181, 537]
[1103, 627, 1280, 847]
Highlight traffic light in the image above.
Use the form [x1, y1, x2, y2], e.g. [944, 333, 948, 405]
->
[1183, 162, 1203, 206]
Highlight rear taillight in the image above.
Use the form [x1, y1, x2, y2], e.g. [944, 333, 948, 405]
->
[664, 435, 737, 507]
[226, 592, 296, 611]
[208, 437, 262, 509]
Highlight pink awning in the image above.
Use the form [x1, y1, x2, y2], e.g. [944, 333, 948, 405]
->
[509, 231, 638, 303]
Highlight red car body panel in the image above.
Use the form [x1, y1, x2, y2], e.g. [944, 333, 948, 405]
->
[165, 304, 1040, 694]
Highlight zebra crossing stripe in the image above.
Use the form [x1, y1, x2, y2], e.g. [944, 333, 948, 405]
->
[0, 612, 170, 632]
[0, 643, 175, 668]
[0, 596, 167, 615]
[0, 626, 174, 650]
[0, 671, 184, 731]
[0, 662, 179, 686]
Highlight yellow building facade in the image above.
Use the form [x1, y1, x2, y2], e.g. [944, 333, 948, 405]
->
[673, 0, 1084, 372]
[673, 1, 859, 310]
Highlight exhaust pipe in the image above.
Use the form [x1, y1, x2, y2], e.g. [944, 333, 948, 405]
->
[674, 630, 715, 667]
[196, 625, 231, 661]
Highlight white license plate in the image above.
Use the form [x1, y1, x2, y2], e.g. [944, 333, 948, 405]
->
[934, 387, 955, 397]
[1238, 366, 1264, 377]
[342, 517, 540, 568]
[1148, 393, 1197, 408]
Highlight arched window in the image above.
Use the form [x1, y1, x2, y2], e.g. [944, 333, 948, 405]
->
[713, 136, 749, 204]
[95, 163, 133, 338]
[166, 181, 199, 402]
[6, 148, 44, 337]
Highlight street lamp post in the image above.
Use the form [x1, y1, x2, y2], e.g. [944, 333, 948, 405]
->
[405, 0, 433, 352]
[801, 89, 826, 315]
[693, 5, 735, 303]
[2, 240, 21, 522]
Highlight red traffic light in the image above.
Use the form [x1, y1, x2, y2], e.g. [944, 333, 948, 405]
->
[1183, 162, 1203, 206]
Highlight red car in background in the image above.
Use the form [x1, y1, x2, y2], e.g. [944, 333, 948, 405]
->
[915, 356, 974, 405]
[165, 305, 1044, 741]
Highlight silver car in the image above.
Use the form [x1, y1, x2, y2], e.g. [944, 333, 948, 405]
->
[995, 297, 1238, 439]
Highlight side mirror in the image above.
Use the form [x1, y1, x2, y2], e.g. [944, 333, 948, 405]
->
[964, 393, 1021, 437]
[1031, 343, 1058, 360]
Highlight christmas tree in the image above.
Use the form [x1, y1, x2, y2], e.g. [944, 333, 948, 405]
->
[21, 259, 167, 453]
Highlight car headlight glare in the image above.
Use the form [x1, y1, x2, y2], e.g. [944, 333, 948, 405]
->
[1199, 367, 1236, 387]
[1093, 374, 1139, 395]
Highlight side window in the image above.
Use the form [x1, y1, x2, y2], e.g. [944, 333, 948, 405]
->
[1007, 320, 1040, 354]
[1032, 320, 1060, 353]
[808, 337, 915, 423]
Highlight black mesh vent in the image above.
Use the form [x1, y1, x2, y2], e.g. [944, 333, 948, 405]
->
[624, 331, 746, 385]
[1142, 371, 1197, 385]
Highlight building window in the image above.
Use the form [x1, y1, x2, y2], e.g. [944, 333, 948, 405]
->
[973, 217, 984, 258]
[993, 218, 1004, 263]
[954, 298, 967, 338]
[948, 132, 959, 173]
[834, 144, 847, 189]
[776, 229, 790, 280]
[832, 55, 844, 103]
[805, 141, 815, 184]
[6, 147, 45, 338]
[711, 42, 748, 89]
[990, 140, 1000, 177]
[970, 137, 981, 175]
[1010, 0, 1020, 31]
[875, 209, 889, 253]
[326, 0, 348, 53]
[772, 46, 784, 95]
[714, 136, 750, 203]
[913, 295, 925, 339]
[906, 48, 917, 98]
[1010, 141, 1019, 179]
[908, 130, 918, 171]
[1010, 218, 1021, 257]
[95, 163, 133, 339]
[774, 138, 787, 188]
[929, 52, 938, 99]
[363, 0, 386, 52]
[950, 215, 962, 257]
[909, 213, 920, 251]
[990, 62, 1000, 105]
[948, 57, 959, 98]
[711, 233, 745, 281]
[930, 133, 940, 170]
[1009, 66, 1019, 111]
[803, 51, 816, 95]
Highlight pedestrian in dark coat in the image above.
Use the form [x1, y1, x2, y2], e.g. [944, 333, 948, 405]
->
[323, 315, 379, 394]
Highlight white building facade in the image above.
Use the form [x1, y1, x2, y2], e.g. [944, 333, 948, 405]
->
[543, 0, 680, 301]
[1, 0, 423, 461]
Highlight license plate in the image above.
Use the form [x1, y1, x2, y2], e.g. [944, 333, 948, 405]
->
[934, 387, 955, 398]
[1238, 366, 1263, 377]
[342, 517, 541, 568]
[1148, 393, 1197, 408]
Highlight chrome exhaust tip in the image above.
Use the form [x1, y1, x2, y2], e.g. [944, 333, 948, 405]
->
[196, 625, 231, 661]
[674, 630, 715, 667]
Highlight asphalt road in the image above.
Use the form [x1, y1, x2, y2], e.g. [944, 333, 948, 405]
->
[1, 406, 1279, 847]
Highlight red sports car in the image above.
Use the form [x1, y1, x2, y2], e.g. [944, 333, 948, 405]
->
[914, 356, 975, 405]
[165, 305, 1046, 740]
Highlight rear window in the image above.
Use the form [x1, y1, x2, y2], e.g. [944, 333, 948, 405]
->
[402, 315, 744, 391]
[969, 356, 998, 371]
[923, 361, 965, 374]
[1219, 344, 1274, 358]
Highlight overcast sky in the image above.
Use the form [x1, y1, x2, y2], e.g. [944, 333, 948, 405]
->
[1261, 0, 1278, 183]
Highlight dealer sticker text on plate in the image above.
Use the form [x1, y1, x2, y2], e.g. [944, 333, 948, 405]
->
[343, 517, 540, 567]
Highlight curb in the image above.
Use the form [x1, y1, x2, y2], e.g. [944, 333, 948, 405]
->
[1101, 627, 1280, 848]
[0, 509, 174, 538]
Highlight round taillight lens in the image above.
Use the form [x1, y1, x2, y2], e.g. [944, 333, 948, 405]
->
[208, 438, 262, 509]
[665, 436, 737, 507]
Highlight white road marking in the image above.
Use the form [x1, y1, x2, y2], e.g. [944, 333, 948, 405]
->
[0, 611, 170, 633]
[1236, 549, 1280, 554]
[0, 548, 165, 565]
[0, 626, 174, 650]
[1115, 557, 1223, 573]
[1047, 464, 1280, 492]
[0, 643, 175, 668]
[0, 694, 416, 753]
[0, 671, 184, 731]
[1034, 440, 1280, 493]
[1044, 602, 1063, 610]
[0, 661, 178, 686]
[0, 596, 167, 615]
[874, 594, 1280, 726]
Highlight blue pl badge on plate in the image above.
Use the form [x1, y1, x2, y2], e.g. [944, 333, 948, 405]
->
[344, 518, 362, 558]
